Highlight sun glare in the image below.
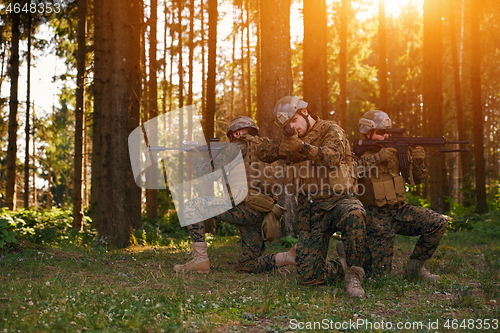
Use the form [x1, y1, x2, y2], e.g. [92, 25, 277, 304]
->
[382, 0, 422, 16]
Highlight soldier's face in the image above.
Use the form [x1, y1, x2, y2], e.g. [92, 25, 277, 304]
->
[289, 110, 309, 137]
[368, 129, 389, 141]
[231, 127, 249, 140]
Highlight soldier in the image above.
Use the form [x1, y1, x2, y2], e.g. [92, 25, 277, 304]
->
[257, 96, 367, 298]
[354, 110, 447, 280]
[173, 116, 295, 273]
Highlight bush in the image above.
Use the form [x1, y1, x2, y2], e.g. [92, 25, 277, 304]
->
[0, 208, 96, 247]
[0, 216, 19, 248]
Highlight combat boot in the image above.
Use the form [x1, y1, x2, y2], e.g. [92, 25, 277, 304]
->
[173, 242, 210, 273]
[337, 241, 365, 297]
[404, 259, 440, 281]
[345, 266, 365, 298]
[336, 241, 347, 269]
[275, 244, 296, 267]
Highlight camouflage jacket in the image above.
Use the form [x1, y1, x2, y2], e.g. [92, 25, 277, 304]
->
[356, 147, 427, 185]
[257, 118, 351, 168]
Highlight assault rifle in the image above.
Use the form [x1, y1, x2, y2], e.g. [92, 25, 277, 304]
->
[149, 138, 229, 156]
[353, 128, 470, 179]
[150, 138, 236, 205]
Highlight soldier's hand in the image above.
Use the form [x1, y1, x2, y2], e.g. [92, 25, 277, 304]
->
[411, 146, 425, 164]
[239, 133, 257, 143]
[378, 147, 398, 163]
[279, 127, 303, 154]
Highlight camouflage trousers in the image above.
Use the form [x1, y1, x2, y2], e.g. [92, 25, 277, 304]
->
[295, 195, 366, 286]
[363, 202, 447, 277]
[186, 199, 277, 272]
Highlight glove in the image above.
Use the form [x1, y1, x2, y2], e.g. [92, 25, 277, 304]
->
[378, 147, 398, 163]
[279, 127, 303, 155]
[239, 133, 258, 143]
[411, 146, 425, 165]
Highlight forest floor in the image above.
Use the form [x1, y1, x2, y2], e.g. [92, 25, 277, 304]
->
[0, 230, 499, 332]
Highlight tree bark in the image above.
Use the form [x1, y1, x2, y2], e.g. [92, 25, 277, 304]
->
[378, 0, 388, 111]
[92, 0, 142, 248]
[447, 0, 470, 202]
[339, 0, 349, 129]
[24, 13, 32, 209]
[258, 0, 294, 236]
[6, 2, 20, 210]
[73, 0, 87, 230]
[303, 0, 328, 119]
[470, 0, 487, 214]
[146, 0, 159, 219]
[205, 0, 217, 141]
[423, 0, 448, 213]
[258, 0, 292, 138]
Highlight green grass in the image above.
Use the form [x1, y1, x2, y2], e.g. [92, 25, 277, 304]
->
[1, 231, 499, 332]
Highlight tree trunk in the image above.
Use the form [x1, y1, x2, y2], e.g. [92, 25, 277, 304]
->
[245, 0, 252, 117]
[177, 0, 184, 109]
[303, 0, 328, 118]
[338, 0, 349, 129]
[92, 0, 142, 248]
[378, 0, 388, 111]
[259, 0, 294, 237]
[230, 10, 236, 120]
[201, 0, 206, 117]
[423, 0, 448, 213]
[146, 0, 159, 219]
[470, 0, 487, 214]
[240, 6, 247, 117]
[205, 0, 217, 141]
[447, 0, 470, 203]
[24, 13, 32, 209]
[188, 0, 195, 106]
[73, 0, 87, 230]
[6, 3, 20, 210]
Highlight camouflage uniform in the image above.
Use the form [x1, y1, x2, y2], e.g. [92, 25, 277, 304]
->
[258, 118, 366, 285]
[357, 147, 447, 277]
[185, 136, 278, 272]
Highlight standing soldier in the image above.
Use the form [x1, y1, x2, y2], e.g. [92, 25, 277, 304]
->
[354, 110, 447, 280]
[258, 96, 367, 298]
[173, 116, 295, 273]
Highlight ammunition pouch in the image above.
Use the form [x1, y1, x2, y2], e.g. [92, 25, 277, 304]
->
[262, 204, 286, 242]
[245, 189, 275, 213]
[359, 175, 406, 207]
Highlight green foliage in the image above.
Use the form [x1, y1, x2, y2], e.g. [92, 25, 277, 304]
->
[405, 186, 431, 208]
[0, 216, 19, 248]
[279, 235, 298, 248]
[0, 207, 96, 247]
[133, 213, 187, 246]
[487, 181, 500, 211]
[213, 220, 240, 237]
[446, 181, 500, 232]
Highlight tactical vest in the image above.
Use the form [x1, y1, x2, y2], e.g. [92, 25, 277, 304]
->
[357, 149, 406, 207]
[285, 119, 357, 199]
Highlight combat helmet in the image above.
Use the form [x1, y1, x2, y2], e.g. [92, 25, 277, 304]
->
[226, 116, 259, 138]
[358, 110, 392, 135]
[273, 96, 309, 128]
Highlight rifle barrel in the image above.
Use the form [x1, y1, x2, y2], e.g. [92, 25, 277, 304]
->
[445, 140, 470, 145]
